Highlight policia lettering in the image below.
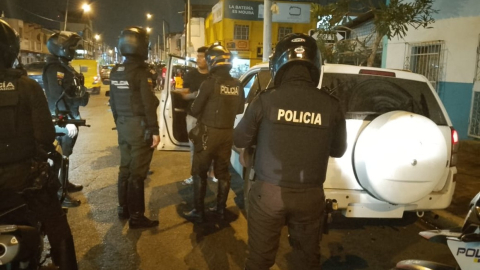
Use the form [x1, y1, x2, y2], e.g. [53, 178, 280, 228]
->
[220, 85, 239, 95]
[277, 109, 322, 126]
[0, 81, 15, 91]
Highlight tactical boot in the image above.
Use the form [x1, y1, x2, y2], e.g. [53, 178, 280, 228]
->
[117, 206, 129, 220]
[61, 193, 81, 208]
[183, 176, 206, 223]
[209, 179, 230, 219]
[50, 236, 78, 270]
[129, 213, 159, 229]
[118, 175, 129, 219]
[67, 181, 83, 193]
[126, 177, 159, 229]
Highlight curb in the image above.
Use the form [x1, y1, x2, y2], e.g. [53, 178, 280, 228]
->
[421, 210, 464, 229]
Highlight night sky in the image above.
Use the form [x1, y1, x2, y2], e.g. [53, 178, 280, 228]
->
[0, 0, 219, 47]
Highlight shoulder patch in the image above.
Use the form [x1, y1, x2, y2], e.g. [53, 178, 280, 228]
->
[56, 72, 64, 79]
[117, 66, 125, 72]
[0, 81, 16, 91]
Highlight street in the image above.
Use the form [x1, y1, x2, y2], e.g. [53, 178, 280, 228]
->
[66, 84, 457, 270]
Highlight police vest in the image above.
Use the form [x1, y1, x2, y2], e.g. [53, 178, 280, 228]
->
[200, 76, 242, 129]
[0, 70, 36, 164]
[110, 64, 136, 117]
[43, 61, 88, 117]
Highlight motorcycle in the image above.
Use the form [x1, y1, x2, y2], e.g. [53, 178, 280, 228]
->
[393, 192, 480, 270]
[0, 103, 88, 269]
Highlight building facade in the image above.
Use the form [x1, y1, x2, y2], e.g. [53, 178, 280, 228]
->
[2, 17, 54, 64]
[205, 0, 317, 71]
[384, 0, 480, 139]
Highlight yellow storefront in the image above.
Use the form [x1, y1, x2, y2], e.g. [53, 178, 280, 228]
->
[205, 0, 317, 75]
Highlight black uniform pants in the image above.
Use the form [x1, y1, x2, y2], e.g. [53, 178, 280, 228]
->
[116, 116, 154, 215]
[191, 127, 232, 182]
[0, 160, 75, 262]
[246, 180, 325, 270]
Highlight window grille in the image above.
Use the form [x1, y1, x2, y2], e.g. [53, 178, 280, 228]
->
[278, 27, 293, 41]
[404, 41, 445, 91]
[234, 25, 249, 40]
[469, 34, 480, 138]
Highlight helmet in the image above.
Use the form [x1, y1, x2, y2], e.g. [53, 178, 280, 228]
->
[269, 33, 322, 86]
[47, 32, 81, 61]
[205, 43, 232, 72]
[462, 192, 480, 234]
[118, 27, 149, 60]
[0, 19, 20, 68]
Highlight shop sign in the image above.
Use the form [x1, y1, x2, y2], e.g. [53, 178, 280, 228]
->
[226, 40, 250, 51]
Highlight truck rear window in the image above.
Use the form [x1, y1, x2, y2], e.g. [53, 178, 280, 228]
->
[321, 73, 448, 125]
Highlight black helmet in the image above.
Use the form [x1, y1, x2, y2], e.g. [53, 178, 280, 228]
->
[462, 192, 480, 234]
[118, 27, 149, 60]
[0, 19, 20, 68]
[47, 31, 81, 61]
[270, 33, 322, 86]
[205, 43, 232, 72]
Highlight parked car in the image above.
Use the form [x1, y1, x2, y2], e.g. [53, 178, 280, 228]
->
[24, 61, 47, 90]
[71, 59, 101, 94]
[158, 57, 459, 219]
[100, 64, 114, 81]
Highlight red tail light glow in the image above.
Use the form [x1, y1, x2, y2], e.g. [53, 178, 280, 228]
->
[450, 127, 459, 167]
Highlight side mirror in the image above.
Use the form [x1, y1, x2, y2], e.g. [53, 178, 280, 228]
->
[105, 90, 110, 97]
[461, 232, 480, 243]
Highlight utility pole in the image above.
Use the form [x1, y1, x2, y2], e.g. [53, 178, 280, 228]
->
[263, 0, 272, 62]
[158, 35, 160, 61]
[187, 0, 191, 58]
[63, 0, 69, 31]
[163, 21, 166, 61]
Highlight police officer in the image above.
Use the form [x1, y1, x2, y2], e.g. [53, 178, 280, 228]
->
[183, 43, 245, 222]
[234, 33, 347, 269]
[0, 19, 78, 269]
[110, 26, 160, 229]
[43, 31, 90, 207]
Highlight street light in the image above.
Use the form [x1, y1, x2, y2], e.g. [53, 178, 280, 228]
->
[146, 27, 152, 33]
[63, 1, 92, 32]
[82, 3, 91, 13]
[146, 13, 152, 20]
[94, 34, 100, 41]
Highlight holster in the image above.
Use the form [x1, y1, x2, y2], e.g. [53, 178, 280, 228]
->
[21, 159, 59, 195]
[143, 128, 153, 146]
[188, 123, 207, 152]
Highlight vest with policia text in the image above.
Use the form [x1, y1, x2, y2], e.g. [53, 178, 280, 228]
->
[0, 69, 35, 164]
[109, 63, 151, 118]
[200, 75, 243, 129]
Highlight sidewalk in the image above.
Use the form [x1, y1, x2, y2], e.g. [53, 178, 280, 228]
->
[424, 139, 480, 228]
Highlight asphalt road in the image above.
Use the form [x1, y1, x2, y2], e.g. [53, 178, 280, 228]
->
[65, 85, 457, 270]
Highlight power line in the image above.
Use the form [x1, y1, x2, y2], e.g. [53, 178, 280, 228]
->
[13, 3, 63, 23]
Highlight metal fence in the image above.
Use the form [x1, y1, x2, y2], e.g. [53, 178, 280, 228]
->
[404, 41, 446, 92]
[468, 34, 480, 139]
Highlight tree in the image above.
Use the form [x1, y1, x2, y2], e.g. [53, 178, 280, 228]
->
[312, 0, 438, 66]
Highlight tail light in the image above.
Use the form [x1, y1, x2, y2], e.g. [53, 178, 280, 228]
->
[450, 127, 459, 167]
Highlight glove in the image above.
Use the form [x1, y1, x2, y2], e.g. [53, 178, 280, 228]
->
[66, 124, 78, 138]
